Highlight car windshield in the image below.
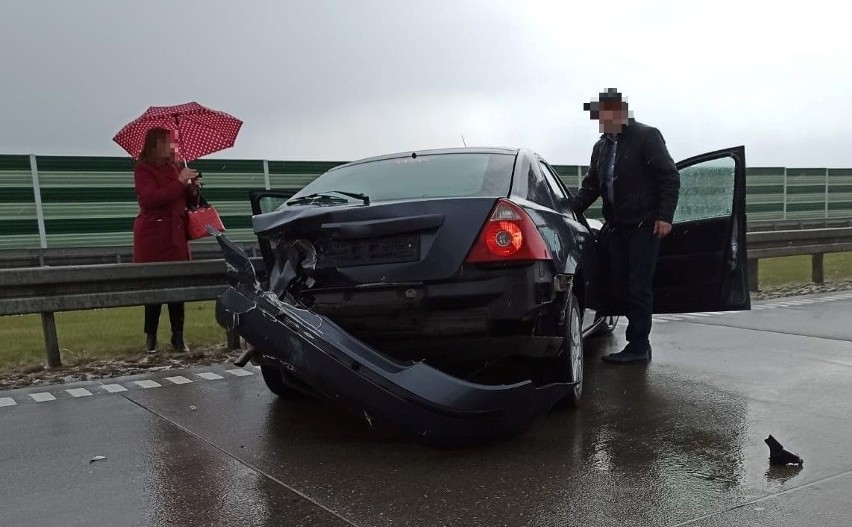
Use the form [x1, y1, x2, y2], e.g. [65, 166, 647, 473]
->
[287, 152, 515, 206]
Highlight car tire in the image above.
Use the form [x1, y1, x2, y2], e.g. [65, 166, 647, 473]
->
[554, 292, 584, 409]
[260, 364, 303, 398]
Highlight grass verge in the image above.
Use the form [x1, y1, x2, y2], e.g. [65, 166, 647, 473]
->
[0, 301, 225, 370]
[758, 251, 852, 289]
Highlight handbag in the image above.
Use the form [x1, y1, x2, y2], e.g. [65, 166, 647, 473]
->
[187, 195, 225, 240]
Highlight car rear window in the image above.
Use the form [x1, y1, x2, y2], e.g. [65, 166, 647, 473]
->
[289, 153, 515, 204]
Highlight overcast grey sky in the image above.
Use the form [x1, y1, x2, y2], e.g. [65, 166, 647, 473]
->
[1, 0, 849, 166]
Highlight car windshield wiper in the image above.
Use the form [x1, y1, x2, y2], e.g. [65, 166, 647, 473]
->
[286, 190, 370, 206]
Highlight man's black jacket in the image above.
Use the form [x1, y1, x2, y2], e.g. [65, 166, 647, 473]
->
[571, 120, 680, 226]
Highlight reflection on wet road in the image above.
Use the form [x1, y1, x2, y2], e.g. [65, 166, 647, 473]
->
[1, 293, 851, 526]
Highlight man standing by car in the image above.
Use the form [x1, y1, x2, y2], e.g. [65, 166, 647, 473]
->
[570, 88, 680, 364]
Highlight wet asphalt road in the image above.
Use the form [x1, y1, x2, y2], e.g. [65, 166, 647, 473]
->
[2, 293, 851, 526]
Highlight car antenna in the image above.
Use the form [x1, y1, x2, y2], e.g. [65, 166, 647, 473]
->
[461, 133, 467, 147]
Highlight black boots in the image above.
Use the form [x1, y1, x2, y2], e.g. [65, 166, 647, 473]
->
[171, 332, 190, 353]
[145, 332, 189, 353]
[145, 303, 188, 353]
[602, 343, 652, 364]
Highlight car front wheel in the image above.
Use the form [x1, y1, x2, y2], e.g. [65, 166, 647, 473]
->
[259, 364, 304, 399]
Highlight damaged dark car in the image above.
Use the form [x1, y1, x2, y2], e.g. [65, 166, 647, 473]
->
[212, 146, 750, 445]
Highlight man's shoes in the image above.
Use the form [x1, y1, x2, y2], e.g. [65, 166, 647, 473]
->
[602, 344, 651, 364]
[171, 332, 190, 353]
[145, 333, 158, 354]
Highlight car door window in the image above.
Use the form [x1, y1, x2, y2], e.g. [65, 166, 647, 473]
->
[258, 195, 290, 214]
[672, 156, 736, 223]
[526, 165, 555, 209]
[538, 161, 565, 199]
[539, 161, 578, 220]
[250, 190, 297, 216]
[548, 164, 575, 198]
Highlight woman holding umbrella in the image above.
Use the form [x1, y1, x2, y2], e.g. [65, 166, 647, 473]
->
[133, 127, 201, 352]
[114, 102, 243, 353]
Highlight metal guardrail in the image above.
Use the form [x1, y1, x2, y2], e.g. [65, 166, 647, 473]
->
[1, 219, 841, 269]
[746, 226, 852, 291]
[0, 241, 260, 269]
[1, 227, 850, 367]
[747, 227, 852, 258]
[747, 218, 852, 232]
[0, 258, 262, 367]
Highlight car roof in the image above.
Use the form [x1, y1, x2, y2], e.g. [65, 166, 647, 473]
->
[327, 147, 524, 172]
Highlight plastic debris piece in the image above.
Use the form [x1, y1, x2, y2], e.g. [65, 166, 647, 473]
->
[765, 435, 804, 466]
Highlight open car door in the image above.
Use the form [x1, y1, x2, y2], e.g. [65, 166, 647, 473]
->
[248, 190, 297, 278]
[652, 145, 750, 314]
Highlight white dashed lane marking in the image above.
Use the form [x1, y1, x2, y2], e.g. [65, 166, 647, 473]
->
[657, 315, 690, 321]
[30, 393, 56, 402]
[165, 376, 193, 385]
[0, 368, 257, 409]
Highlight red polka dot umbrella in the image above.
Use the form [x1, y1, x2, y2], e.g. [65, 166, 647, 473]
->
[112, 102, 243, 163]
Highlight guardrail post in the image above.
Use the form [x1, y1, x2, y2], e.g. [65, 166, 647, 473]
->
[41, 312, 61, 367]
[812, 253, 824, 284]
[748, 258, 759, 292]
[782, 167, 788, 220]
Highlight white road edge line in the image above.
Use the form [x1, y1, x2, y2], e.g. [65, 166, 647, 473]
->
[0, 397, 16, 407]
[134, 380, 162, 389]
[101, 384, 127, 393]
[225, 369, 254, 377]
[66, 388, 93, 398]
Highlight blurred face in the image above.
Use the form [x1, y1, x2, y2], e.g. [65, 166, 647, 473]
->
[598, 101, 629, 134]
[154, 136, 176, 162]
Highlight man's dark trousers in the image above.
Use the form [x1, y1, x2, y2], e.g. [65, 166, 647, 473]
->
[604, 223, 661, 351]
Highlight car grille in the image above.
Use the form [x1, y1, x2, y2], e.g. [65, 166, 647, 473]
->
[316, 234, 420, 268]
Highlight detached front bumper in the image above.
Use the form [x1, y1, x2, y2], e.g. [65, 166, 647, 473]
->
[210, 228, 574, 446]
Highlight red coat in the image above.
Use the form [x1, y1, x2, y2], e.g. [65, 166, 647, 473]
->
[132, 161, 199, 263]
